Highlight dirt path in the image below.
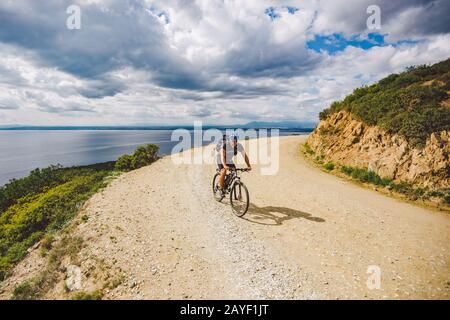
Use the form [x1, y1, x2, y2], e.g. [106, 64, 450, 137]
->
[2, 136, 449, 299]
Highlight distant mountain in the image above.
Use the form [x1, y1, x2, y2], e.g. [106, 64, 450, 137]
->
[242, 120, 317, 129]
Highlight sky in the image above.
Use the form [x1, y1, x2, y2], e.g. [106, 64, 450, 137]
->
[0, 0, 449, 126]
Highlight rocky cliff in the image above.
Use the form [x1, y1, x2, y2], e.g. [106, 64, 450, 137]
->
[307, 110, 449, 189]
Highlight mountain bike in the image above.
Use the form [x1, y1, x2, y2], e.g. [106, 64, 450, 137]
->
[212, 168, 250, 217]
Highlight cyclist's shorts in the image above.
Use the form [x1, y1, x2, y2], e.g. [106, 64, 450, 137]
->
[217, 163, 236, 170]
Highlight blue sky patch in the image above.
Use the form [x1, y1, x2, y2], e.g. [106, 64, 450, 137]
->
[147, 6, 170, 24]
[286, 6, 299, 14]
[265, 6, 299, 21]
[307, 33, 419, 54]
[265, 7, 280, 21]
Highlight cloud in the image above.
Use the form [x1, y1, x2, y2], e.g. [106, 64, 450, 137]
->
[0, 0, 449, 125]
[0, 97, 20, 110]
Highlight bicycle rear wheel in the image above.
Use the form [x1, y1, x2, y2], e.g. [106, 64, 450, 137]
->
[230, 181, 249, 217]
[212, 173, 224, 202]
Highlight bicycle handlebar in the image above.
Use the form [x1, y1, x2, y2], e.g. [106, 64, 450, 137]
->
[216, 167, 251, 172]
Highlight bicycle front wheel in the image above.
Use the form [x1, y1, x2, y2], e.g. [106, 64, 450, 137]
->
[230, 181, 249, 217]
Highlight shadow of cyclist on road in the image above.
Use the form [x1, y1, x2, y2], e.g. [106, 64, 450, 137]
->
[243, 203, 325, 226]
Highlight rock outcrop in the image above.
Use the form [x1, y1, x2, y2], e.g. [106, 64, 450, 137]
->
[307, 111, 449, 189]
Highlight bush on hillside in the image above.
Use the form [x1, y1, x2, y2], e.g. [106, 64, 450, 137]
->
[0, 162, 115, 214]
[115, 144, 159, 172]
[115, 154, 134, 172]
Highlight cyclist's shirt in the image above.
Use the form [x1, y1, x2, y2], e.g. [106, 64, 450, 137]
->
[215, 141, 245, 165]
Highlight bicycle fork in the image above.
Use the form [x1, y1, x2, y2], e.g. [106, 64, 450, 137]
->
[232, 180, 242, 201]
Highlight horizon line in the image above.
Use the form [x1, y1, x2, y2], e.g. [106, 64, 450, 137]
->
[0, 123, 317, 130]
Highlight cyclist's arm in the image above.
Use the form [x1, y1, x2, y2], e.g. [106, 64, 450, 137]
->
[239, 147, 251, 170]
[244, 152, 251, 170]
[237, 143, 251, 170]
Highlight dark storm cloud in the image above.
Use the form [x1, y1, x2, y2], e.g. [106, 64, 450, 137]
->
[378, 0, 450, 35]
[386, 0, 450, 36]
[77, 79, 125, 99]
[0, 0, 201, 95]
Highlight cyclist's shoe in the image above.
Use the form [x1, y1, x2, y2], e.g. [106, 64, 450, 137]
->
[217, 186, 226, 196]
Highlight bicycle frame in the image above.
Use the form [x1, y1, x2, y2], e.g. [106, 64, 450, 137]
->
[216, 169, 245, 193]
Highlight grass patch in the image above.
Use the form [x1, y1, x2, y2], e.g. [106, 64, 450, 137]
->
[340, 166, 392, 186]
[339, 165, 449, 204]
[12, 280, 40, 300]
[71, 290, 103, 300]
[105, 274, 125, 290]
[323, 162, 335, 171]
[39, 234, 55, 257]
[11, 234, 84, 300]
[303, 143, 315, 156]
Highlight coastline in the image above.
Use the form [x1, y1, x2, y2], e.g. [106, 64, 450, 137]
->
[0, 130, 310, 186]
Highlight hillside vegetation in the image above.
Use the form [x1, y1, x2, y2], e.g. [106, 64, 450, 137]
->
[0, 144, 159, 282]
[319, 58, 450, 148]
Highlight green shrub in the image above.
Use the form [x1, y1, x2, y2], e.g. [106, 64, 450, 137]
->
[115, 154, 134, 171]
[340, 166, 392, 186]
[12, 280, 40, 300]
[132, 144, 159, 169]
[444, 194, 450, 205]
[352, 168, 391, 186]
[115, 144, 159, 172]
[427, 190, 444, 198]
[40, 234, 55, 256]
[303, 143, 315, 155]
[71, 290, 103, 300]
[323, 162, 335, 171]
[341, 166, 354, 176]
[390, 181, 414, 194]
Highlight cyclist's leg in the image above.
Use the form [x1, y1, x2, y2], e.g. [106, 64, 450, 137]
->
[223, 164, 236, 187]
[218, 164, 226, 189]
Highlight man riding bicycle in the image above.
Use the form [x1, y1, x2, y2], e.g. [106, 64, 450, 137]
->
[215, 134, 251, 190]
